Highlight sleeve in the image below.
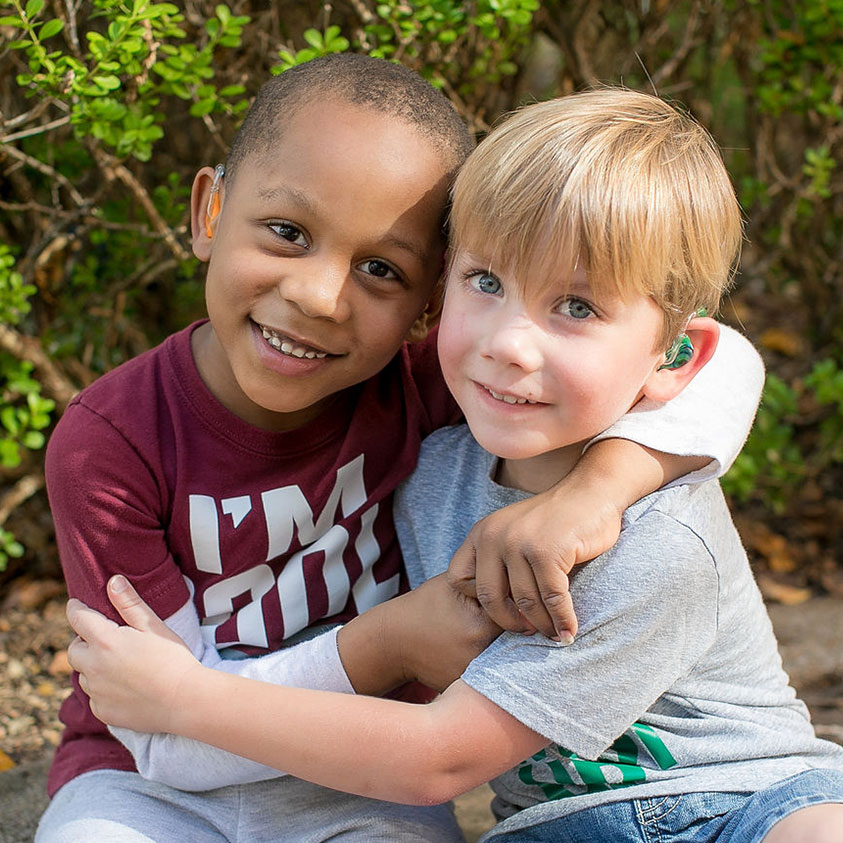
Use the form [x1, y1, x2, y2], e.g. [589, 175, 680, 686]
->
[460, 510, 719, 759]
[109, 598, 356, 791]
[591, 324, 765, 485]
[46, 402, 190, 620]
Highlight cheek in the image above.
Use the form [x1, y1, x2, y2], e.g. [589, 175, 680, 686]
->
[436, 300, 472, 385]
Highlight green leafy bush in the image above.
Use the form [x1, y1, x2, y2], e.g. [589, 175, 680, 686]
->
[723, 361, 843, 512]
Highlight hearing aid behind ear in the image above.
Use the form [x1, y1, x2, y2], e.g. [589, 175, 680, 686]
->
[205, 164, 225, 238]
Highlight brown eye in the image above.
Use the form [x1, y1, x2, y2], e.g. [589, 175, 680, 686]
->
[359, 259, 397, 280]
[269, 223, 308, 247]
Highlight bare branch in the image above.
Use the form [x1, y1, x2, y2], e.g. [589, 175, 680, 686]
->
[91, 148, 191, 263]
[571, 0, 601, 88]
[63, 0, 82, 55]
[0, 323, 78, 412]
[651, 0, 702, 87]
[0, 97, 57, 132]
[0, 473, 45, 528]
[1, 144, 86, 207]
[0, 114, 72, 144]
[347, 0, 376, 25]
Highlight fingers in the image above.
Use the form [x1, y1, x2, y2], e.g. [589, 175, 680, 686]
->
[66, 633, 97, 693]
[473, 553, 537, 637]
[516, 553, 579, 642]
[66, 597, 119, 641]
[446, 541, 479, 599]
[107, 575, 168, 634]
[498, 554, 562, 641]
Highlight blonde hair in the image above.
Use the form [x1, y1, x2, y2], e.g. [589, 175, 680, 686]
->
[449, 88, 742, 347]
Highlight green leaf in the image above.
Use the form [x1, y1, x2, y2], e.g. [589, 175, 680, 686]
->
[93, 74, 121, 90]
[22, 431, 45, 450]
[303, 28, 324, 49]
[39, 18, 63, 39]
[25, 0, 45, 20]
[189, 98, 216, 117]
[216, 4, 231, 24]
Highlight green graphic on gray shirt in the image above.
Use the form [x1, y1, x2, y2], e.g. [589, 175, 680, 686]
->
[518, 722, 677, 800]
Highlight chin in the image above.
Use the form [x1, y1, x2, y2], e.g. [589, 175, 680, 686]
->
[469, 431, 542, 461]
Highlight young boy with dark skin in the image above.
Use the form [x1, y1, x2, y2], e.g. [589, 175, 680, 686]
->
[44, 59, 763, 841]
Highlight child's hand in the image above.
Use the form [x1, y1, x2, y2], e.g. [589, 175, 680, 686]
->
[391, 573, 503, 691]
[448, 481, 623, 642]
[66, 575, 200, 734]
[339, 573, 502, 696]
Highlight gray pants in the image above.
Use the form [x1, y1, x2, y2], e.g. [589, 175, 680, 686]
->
[36, 770, 465, 842]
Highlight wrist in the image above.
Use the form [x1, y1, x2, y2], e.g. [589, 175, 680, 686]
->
[573, 439, 664, 511]
[337, 601, 406, 695]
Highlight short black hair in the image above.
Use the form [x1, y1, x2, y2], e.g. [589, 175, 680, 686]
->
[225, 53, 473, 182]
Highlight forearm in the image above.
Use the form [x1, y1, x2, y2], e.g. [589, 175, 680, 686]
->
[113, 601, 355, 790]
[170, 672, 540, 805]
[336, 599, 405, 696]
[571, 438, 708, 512]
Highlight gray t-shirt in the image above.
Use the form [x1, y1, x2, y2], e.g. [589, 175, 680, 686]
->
[395, 425, 843, 839]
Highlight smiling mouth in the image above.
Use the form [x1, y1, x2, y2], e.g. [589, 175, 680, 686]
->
[258, 324, 330, 359]
[483, 386, 537, 405]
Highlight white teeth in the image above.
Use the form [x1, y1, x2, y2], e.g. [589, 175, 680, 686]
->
[259, 325, 329, 359]
[487, 387, 536, 405]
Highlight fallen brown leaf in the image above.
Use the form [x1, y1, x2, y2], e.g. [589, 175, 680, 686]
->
[760, 328, 803, 357]
[758, 575, 813, 605]
[1, 578, 66, 612]
[48, 650, 72, 677]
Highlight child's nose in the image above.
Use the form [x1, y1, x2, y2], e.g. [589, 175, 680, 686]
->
[281, 262, 351, 323]
[481, 317, 542, 372]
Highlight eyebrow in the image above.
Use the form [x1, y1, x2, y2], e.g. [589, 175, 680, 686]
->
[379, 233, 430, 265]
[256, 185, 316, 214]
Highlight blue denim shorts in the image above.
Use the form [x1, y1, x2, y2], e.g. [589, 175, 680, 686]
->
[492, 769, 843, 842]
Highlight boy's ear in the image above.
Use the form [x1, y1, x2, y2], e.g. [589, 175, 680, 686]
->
[190, 166, 223, 262]
[642, 316, 720, 403]
[405, 279, 445, 344]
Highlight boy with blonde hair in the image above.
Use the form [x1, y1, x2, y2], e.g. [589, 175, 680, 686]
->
[60, 82, 812, 842]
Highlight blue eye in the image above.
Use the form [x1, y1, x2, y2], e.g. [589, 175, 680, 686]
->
[557, 298, 594, 320]
[469, 272, 503, 296]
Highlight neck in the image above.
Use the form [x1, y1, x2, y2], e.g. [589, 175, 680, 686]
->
[494, 445, 584, 495]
